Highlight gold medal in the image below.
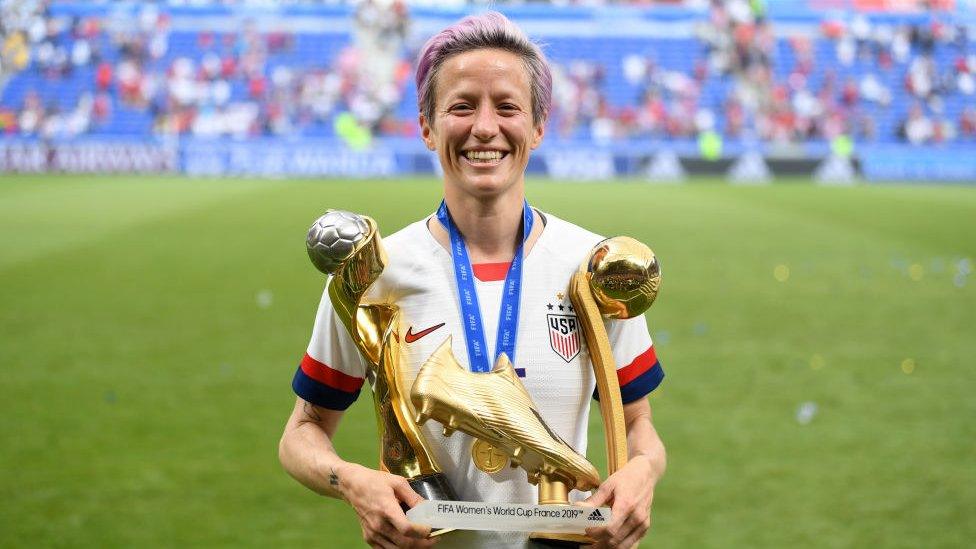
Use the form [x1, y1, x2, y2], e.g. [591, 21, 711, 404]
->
[472, 439, 507, 474]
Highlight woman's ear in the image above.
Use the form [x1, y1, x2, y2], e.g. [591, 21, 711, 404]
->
[419, 114, 436, 151]
[530, 120, 545, 150]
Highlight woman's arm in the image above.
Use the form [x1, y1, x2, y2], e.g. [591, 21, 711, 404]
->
[278, 398, 437, 548]
[582, 398, 667, 548]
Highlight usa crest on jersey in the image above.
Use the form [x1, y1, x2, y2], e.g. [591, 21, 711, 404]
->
[547, 314, 580, 362]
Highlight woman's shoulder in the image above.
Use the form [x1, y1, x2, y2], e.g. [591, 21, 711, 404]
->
[376, 216, 445, 274]
[535, 210, 606, 256]
[381, 217, 429, 245]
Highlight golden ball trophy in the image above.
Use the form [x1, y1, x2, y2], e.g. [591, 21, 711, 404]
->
[570, 236, 661, 478]
[307, 211, 660, 545]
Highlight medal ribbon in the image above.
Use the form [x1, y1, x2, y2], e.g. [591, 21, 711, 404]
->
[436, 199, 533, 373]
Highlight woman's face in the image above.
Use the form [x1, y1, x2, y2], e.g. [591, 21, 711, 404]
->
[421, 48, 544, 200]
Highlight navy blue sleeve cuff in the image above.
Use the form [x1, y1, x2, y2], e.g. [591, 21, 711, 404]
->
[593, 364, 665, 404]
[292, 366, 361, 411]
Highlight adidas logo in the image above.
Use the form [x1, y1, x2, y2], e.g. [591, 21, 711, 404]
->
[587, 509, 605, 522]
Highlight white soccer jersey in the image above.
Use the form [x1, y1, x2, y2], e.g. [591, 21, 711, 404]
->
[292, 210, 664, 548]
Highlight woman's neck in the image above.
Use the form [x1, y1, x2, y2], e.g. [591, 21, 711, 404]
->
[448, 191, 524, 262]
[429, 187, 542, 264]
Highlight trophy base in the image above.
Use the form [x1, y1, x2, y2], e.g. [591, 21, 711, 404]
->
[531, 478, 592, 546]
[406, 500, 610, 535]
[406, 473, 459, 538]
[408, 472, 459, 502]
[529, 532, 592, 548]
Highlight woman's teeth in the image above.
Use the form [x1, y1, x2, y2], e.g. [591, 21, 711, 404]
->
[465, 150, 503, 162]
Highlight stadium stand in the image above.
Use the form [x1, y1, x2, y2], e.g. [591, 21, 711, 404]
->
[0, 0, 974, 180]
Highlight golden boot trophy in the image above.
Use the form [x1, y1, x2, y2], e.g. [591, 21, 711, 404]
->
[305, 210, 459, 505]
[407, 236, 661, 544]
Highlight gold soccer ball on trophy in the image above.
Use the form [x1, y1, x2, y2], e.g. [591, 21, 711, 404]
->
[586, 236, 661, 319]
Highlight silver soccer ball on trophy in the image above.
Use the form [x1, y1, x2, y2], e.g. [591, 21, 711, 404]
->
[306, 210, 371, 275]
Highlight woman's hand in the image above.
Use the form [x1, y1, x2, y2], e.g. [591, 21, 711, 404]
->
[579, 455, 657, 548]
[336, 462, 438, 549]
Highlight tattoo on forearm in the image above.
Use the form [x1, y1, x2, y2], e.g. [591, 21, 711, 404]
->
[303, 401, 322, 422]
[330, 467, 340, 488]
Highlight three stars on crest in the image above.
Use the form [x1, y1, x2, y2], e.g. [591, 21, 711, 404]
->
[547, 292, 573, 312]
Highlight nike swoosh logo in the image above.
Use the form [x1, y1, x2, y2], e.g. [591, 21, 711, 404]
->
[404, 323, 446, 343]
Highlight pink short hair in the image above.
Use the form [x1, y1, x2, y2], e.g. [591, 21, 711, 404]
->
[415, 11, 552, 126]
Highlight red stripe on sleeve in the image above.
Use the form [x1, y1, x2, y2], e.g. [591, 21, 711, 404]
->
[472, 262, 511, 282]
[300, 353, 364, 393]
[617, 346, 658, 386]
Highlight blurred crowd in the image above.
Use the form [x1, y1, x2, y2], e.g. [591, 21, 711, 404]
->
[1, 0, 974, 145]
[546, 0, 975, 145]
[1, 0, 47, 134]
[0, 0, 412, 140]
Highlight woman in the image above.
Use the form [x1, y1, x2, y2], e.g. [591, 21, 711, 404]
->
[279, 12, 666, 549]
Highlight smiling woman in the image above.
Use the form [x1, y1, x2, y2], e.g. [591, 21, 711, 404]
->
[421, 48, 544, 221]
[279, 11, 667, 549]
[415, 12, 552, 261]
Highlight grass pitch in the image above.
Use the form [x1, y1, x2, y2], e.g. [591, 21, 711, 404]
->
[1, 175, 974, 548]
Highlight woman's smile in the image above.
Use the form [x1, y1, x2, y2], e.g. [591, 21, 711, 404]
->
[421, 48, 544, 199]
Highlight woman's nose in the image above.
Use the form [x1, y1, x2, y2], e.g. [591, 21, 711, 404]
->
[471, 107, 499, 141]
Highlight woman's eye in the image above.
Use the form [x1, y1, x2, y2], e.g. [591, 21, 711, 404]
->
[450, 104, 472, 112]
